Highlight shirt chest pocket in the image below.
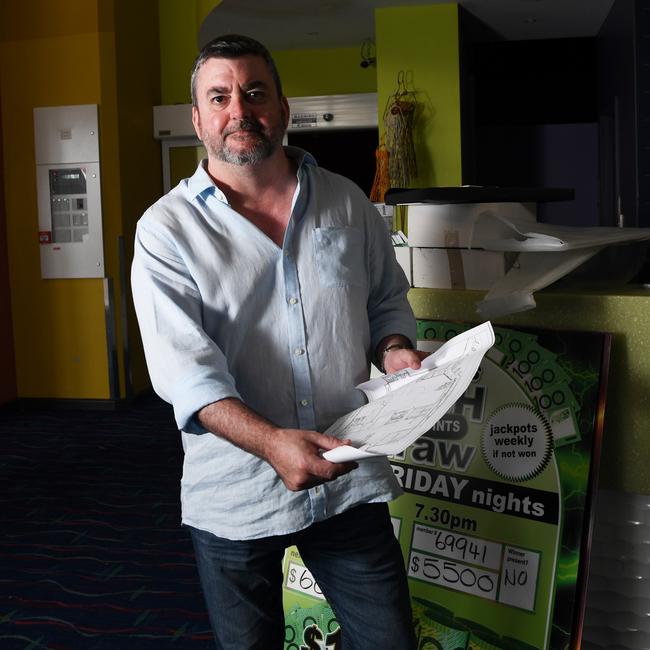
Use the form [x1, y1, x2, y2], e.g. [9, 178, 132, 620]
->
[312, 227, 366, 288]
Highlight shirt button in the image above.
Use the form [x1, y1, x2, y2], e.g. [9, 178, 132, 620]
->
[294, 347, 305, 356]
[300, 399, 309, 407]
[289, 297, 298, 305]
[314, 486, 321, 494]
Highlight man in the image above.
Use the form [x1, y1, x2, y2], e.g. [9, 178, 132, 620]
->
[132, 34, 424, 649]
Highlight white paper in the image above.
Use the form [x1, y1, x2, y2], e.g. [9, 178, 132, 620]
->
[322, 322, 495, 462]
[476, 246, 602, 319]
[468, 212, 650, 317]
[471, 212, 650, 252]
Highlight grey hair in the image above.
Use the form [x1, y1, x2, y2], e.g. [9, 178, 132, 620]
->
[190, 34, 283, 106]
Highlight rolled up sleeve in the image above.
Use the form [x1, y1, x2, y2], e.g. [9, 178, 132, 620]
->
[131, 214, 241, 433]
[365, 205, 417, 353]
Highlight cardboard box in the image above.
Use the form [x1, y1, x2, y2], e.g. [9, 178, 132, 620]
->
[407, 202, 536, 248]
[393, 246, 412, 285]
[411, 248, 506, 290]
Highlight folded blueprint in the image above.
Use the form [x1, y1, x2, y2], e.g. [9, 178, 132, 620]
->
[323, 322, 495, 463]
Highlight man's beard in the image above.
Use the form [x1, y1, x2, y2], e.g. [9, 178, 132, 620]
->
[203, 118, 284, 166]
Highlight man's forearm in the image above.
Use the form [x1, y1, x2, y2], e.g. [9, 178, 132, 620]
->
[196, 398, 356, 491]
[197, 397, 278, 460]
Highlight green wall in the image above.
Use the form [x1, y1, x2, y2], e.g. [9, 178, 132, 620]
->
[409, 287, 650, 495]
[376, 4, 462, 187]
[274, 47, 376, 98]
[158, 2, 463, 186]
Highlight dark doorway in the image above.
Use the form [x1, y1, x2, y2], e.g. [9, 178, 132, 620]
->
[287, 128, 379, 198]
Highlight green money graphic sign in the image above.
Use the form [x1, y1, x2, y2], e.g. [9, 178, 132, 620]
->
[282, 323, 609, 650]
[283, 546, 341, 649]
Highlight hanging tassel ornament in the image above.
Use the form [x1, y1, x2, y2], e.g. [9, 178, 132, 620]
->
[370, 136, 390, 203]
[383, 70, 418, 189]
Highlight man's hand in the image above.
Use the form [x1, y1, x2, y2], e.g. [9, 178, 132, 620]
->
[265, 429, 357, 491]
[382, 347, 429, 375]
[376, 334, 429, 375]
[197, 398, 357, 492]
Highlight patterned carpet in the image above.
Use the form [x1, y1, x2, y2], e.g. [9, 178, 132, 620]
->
[0, 394, 214, 649]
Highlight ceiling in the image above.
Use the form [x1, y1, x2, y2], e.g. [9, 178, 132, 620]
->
[198, 0, 616, 50]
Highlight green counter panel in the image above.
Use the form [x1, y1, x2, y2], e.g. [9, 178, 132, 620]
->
[408, 287, 650, 495]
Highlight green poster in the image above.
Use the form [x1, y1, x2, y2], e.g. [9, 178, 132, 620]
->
[282, 322, 609, 650]
[283, 546, 341, 649]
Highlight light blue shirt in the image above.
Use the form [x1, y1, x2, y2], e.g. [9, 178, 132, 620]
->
[131, 148, 416, 540]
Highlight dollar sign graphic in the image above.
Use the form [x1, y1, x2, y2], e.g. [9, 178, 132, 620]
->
[289, 568, 296, 583]
[411, 555, 420, 573]
[300, 624, 323, 650]
[326, 628, 341, 650]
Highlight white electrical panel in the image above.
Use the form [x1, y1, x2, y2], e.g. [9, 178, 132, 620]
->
[34, 104, 105, 279]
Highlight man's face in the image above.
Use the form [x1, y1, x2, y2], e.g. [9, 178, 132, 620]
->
[191, 55, 289, 166]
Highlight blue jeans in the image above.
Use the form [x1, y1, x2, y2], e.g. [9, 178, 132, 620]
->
[188, 502, 417, 650]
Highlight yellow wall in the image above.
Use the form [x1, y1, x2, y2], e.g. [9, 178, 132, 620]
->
[0, 93, 17, 405]
[158, 0, 221, 104]
[0, 1, 464, 400]
[376, 4, 463, 187]
[0, 0, 160, 400]
[159, 0, 204, 104]
[0, 11, 110, 398]
[113, 0, 162, 394]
